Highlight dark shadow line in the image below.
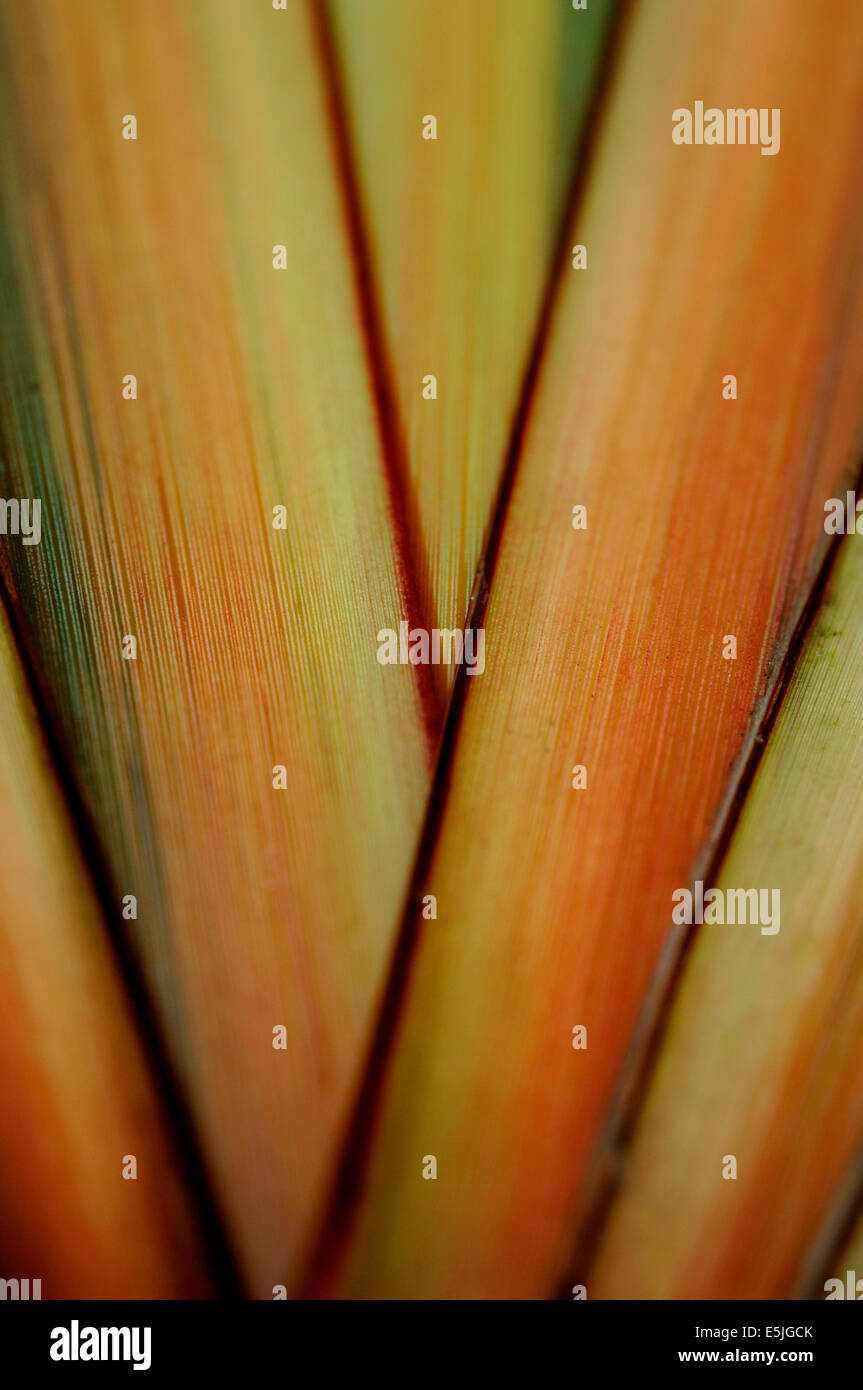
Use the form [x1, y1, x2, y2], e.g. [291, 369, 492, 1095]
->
[309, 0, 443, 756]
[297, 0, 635, 1296]
[792, 1141, 863, 1299]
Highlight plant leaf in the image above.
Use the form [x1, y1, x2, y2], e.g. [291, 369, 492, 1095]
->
[313, 0, 863, 1298]
[0, 606, 211, 1297]
[0, 0, 432, 1292]
[329, 0, 616, 682]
